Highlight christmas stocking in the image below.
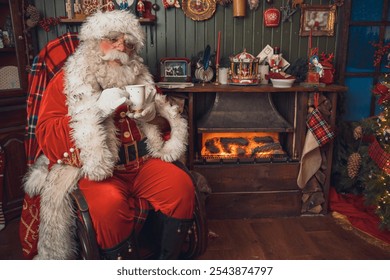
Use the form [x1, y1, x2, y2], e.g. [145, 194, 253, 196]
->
[297, 108, 335, 188]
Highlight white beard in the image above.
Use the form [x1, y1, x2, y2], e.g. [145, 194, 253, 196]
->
[86, 47, 147, 90]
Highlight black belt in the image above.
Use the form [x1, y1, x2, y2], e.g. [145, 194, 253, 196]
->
[118, 138, 149, 165]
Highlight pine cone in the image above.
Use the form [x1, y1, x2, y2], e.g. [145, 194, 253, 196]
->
[353, 126, 363, 140]
[347, 152, 362, 179]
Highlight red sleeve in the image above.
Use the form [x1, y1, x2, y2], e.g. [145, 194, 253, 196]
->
[36, 71, 81, 166]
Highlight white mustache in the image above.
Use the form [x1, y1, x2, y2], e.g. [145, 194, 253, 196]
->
[100, 50, 130, 64]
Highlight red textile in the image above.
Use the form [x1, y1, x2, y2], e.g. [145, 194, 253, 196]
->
[329, 187, 390, 244]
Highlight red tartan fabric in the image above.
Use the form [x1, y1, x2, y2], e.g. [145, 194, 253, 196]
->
[25, 32, 79, 166]
[369, 138, 390, 175]
[307, 108, 335, 147]
[19, 195, 40, 259]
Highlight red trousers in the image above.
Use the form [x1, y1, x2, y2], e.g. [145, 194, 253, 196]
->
[79, 158, 195, 249]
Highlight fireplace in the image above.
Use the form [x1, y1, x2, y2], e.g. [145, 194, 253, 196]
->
[196, 91, 296, 163]
[193, 91, 302, 219]
[161, 84, 344, 220]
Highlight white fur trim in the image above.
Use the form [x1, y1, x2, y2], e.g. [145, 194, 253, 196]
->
[23, 157, 82, 259]
[140, 94, 188, 162]
[78, 10, 145, 53]
[23, 155, 49, 196]
[65, 50, 119, 181]
[35, 164, 81, 259]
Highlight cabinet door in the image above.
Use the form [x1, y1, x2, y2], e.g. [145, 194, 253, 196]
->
[0, 0, 28, 222]
[0, 133, 26, 222]
[0, 0, 28, 96]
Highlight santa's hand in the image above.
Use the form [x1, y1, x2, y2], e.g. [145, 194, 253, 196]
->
[127, 102, 156, 123]
[97, 88, 127, 117]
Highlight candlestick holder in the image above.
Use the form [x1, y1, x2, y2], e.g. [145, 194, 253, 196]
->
[214, 64, 220, 85]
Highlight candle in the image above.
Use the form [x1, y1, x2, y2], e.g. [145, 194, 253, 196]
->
[216, 31, 221, 66]
[308, 28, 312, 57]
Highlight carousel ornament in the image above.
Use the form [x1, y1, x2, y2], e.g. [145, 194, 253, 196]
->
[229, 49, 259, 85]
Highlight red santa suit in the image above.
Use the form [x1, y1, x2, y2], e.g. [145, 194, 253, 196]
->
[22, 10, 193, 259]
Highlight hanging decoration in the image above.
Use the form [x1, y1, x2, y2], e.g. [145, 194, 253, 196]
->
[264, 7, 280, 27]
[182, 0, 216, 21]
[247, 0, 259, 11]
[117, 0, 133, 10]
[162, 0, 180, 9]
[291, 0, 304, 9]
[233, 0, 246, 17]
[25, 3, 40, 29]
[280, 0, 299, 22]
[217, 0, 232, 6]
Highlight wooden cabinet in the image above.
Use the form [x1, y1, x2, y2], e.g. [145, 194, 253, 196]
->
[0, 0, 29, 223]
[162, 84, 346, 219]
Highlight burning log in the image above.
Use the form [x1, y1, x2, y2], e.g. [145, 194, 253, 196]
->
[205, 138, 220, 154]
[251, 142, 283, 157]
[220, 137, 249, 153]
[253, 136, 274, 143]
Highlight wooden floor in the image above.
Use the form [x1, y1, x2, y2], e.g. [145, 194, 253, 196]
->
[1, 215, 390, 260]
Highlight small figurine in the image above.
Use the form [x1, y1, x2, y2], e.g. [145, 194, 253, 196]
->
[310, 55, 324, 78]
[119, 0, 130, 10]
[137, 0, 145, 17]
[269, 47, 283, 73]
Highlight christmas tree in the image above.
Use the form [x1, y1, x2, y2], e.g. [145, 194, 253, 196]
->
[360, 75, 390, 230]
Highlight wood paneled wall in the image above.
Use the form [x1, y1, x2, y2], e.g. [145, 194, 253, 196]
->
[33, 0, 338, 77]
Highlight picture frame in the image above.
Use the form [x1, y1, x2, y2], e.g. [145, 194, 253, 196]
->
[159, 57, 192, 82]
[299, 5, 337, 36]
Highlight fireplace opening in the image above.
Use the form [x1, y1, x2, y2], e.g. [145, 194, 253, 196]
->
[201, 131, 286, 159]
[195, 92, 295, 164]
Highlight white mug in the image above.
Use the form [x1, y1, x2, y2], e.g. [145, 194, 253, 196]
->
[125, 84, 145, 112]
[258, 65, 270, 85]
[219, 67, 229, 85]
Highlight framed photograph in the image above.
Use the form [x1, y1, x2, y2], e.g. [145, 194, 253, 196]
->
[159, 58, 192, 82]
[299, 5, 336, 36]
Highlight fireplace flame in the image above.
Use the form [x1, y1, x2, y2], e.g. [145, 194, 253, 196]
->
[201, 132, 286, 159]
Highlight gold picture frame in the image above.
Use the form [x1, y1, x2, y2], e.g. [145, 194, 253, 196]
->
[299, 5, 336, 36]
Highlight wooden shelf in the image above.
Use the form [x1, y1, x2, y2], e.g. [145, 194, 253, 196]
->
[0, 47, 16, 53]
[59, 17, 156, 25]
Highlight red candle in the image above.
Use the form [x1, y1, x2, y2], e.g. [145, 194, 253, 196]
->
[216, 31, 221, 66]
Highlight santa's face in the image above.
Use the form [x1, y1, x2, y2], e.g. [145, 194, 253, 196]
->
[99, 33, 135, 66]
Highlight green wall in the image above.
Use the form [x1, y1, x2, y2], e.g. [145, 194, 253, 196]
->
[33, 0, 338, 77]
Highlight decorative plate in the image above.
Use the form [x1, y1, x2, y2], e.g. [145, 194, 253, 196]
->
[182, 0, 217, 21]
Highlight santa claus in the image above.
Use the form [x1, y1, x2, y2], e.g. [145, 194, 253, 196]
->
[21, 10, 193, 259]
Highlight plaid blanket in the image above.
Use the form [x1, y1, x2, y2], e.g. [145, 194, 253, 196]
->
[25, 32, 79, 166]
[21, 32, 149, 259]
[307, 108, 335, 147]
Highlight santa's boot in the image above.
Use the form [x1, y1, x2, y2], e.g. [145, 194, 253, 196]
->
[155, 211, 193, 260]
[100, 234, 138, 260]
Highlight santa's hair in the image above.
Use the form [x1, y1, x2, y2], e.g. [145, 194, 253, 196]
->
[78, 10, 145, 54]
